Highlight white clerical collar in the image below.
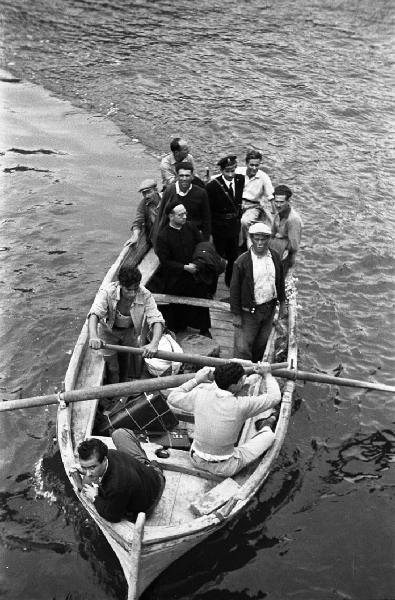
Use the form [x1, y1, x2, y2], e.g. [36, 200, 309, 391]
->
[176, 181, 192, 196]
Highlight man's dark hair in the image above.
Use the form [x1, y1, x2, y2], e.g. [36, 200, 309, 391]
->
[77, 438, 108, 462]
[175, 161, 194, 174]
[118, 264, 142, 287]
[170, 137, 182, 152]
[246, 149, 262, 162]
[274, 184, 292, 200]
[214, 362, 245, 390]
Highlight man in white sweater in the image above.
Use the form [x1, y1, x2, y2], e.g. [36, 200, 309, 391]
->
[168, 361, 281, 478]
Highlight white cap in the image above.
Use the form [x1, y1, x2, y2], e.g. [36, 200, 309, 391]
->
[249, 222, 272, 235]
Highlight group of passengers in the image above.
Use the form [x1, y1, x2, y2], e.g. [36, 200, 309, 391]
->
[77, 138, 302, 523]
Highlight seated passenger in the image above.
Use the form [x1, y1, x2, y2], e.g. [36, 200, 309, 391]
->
[77, 429, 165, 523]
[168, 362, 281, 478]
[155, 201, 211, 336]
[154, 162, 211, 243]
[235, 149, 274, 248]
[88, 264, 164, 383]
[125, 178, 161, 247]
[269, 184, 303, 276]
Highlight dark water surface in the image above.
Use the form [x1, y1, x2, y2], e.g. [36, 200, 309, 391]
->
[1, 1, 394, 599]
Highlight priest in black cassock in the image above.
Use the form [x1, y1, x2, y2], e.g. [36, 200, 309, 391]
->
[155, 200, 211, 336]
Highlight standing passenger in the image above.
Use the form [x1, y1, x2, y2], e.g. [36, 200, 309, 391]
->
[206, 155, 245, 286]
[269, 185, 303, 276]
[236, 149, 274, 248]
[160, 137, 203, 189]
[125, 178, 161, 247]
[155, 162, 211, 241]
[155, 201, 211, 336]
[230, 223, 286, 362]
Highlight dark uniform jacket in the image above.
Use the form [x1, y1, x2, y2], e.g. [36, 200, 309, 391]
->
[230, 249, 286, 315]
[206, 174, 245, 238]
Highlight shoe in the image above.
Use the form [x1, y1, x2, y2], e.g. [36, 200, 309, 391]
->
[199, 329, 212, 338]
[255, 414, 277, 432]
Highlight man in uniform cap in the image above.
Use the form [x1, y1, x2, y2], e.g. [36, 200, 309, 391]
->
[230, 222, 286, 362]
[206, 155, 245, 286]
[125, 178, 161, 247]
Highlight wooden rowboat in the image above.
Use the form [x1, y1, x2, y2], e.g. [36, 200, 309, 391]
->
[57, 236, 298, 598]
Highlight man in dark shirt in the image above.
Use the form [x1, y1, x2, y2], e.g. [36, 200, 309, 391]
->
[159, 162, 211, 239]
[155, 200, 211, 335]
[77, 429, 165, 523]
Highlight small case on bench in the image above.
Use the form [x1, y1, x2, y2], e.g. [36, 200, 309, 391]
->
[98, 392, 179, 434]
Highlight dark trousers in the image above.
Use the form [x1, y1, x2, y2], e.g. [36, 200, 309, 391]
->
[212, 233, 239, 287]
[161, 304, 210, 334]
[234, 300, 277, 362]
[162, 273, 211, 333]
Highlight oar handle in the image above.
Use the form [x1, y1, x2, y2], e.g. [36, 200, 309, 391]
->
[102, 343, 288, 372]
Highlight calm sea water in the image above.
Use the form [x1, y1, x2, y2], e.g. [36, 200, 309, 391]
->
[0, 1, 394, 599]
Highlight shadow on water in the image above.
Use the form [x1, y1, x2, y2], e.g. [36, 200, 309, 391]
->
[325, 429, 395, 485]
[142, 453, 303, 599]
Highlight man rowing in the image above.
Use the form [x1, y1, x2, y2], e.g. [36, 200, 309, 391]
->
[168, 362, 281, 477]
[88, 264, 164, 382]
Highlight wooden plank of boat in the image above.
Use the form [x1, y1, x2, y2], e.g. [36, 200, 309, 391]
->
[57, 239, 297, 598]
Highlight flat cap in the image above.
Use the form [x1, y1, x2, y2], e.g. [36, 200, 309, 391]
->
[249, 222, 272, 235]
[138, 178, 157, 192]
[217, 155, 237, 169]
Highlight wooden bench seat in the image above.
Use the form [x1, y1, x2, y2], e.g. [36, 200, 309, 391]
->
[91, 436, 223, 482]
[189, 477, 241, 516]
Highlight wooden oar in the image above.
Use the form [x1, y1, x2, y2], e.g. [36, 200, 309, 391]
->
[127, 512, 145, 600]
[272, 368, 395, 394]
[0, 372, 196, 412]
[0, 358, 286, 413]
[102, 343, 288, 371]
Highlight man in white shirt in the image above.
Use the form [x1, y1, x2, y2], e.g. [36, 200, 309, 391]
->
[168, 362, 281, 478]
[230, 222, 286, 361]
[160, 137, 196, 189]
[236, 149, 274, 248]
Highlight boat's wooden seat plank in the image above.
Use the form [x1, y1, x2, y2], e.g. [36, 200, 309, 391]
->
[147, 470, 181, 526]
[154, 293, 230, 312]
[189, 477, 241, 516]
[142, 443, 224, 483]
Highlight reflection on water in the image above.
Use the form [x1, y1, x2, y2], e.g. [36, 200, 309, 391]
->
[0, 0, 394, 598]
